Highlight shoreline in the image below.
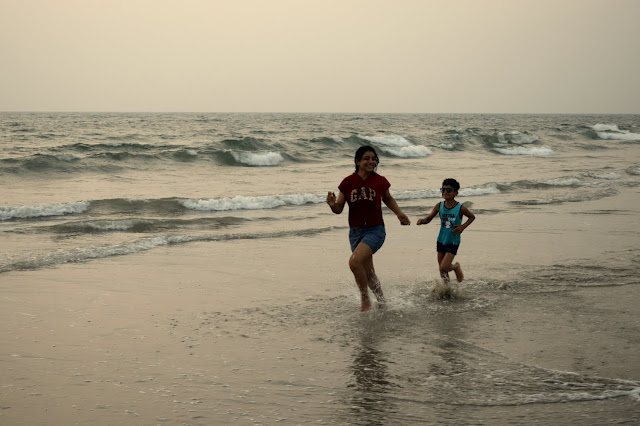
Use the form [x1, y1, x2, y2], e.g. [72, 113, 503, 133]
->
[1, 189, 639, 424]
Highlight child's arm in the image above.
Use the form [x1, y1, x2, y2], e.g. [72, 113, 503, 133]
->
[382, 189, 411, 225]
[416, 203, 440, 225]
[326, 191, 346, 214]
[453, 205, 475, 234]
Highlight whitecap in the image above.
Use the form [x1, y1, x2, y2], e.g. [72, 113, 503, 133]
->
[494, 146, 554, 156]
[459, 183, 501, 196]
[592, 123, 621, 132]
[379, 145, 432, 157]
[230, 151, 283, 166]
[592, 123, 640, 140]
[0, 201, 90, 221]
[497, 131, 539, 145]
[542, 177, 583, 186]
[582, 172, 621, 180]
[393, 183, 500, 201]
[181, 193, 324, 211]
[596, 131, 640, 141]
[361, 134, 412, 147]
[360, 134, 431, 158]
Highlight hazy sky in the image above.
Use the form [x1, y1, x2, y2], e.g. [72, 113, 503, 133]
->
[1, 0, 639, 113]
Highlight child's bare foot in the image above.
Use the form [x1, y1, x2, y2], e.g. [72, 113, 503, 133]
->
[453, 263, 464, 282]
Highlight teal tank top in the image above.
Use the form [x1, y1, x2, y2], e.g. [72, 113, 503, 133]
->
[437, 201, 462, 246]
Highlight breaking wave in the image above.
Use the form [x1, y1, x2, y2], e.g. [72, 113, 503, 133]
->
[0, 201, 90, 221]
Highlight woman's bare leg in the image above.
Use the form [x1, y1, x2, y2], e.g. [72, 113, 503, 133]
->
[349, 243, 375, 311]
[363, 255, 385, 306]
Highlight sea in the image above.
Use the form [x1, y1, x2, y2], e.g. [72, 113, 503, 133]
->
[1, 112, 639, 424]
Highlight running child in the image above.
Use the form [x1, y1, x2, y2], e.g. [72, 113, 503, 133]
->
[417, 178, 475, 283]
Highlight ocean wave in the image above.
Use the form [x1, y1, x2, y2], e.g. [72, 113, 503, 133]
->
[592, 124, 621, 132]
[627, 166, 640, 176]
[221, 137, 270, 151]
[460, 183, 502, 196]
[510, 188, 616, 206]
[172, 149, 198, 161]
[497, 131, 539, 145]
[493, 146, 554, 156]
[596, 131, 640, 141]
[541, 177, 583, 186]
[229, 150, 283, 166]
[51, 219, 158, 233]
[359, 134, 432, 158]
[47, 216, 247, 234]
[393, 183, 501, 201]
[0, 154, 83, 172]
[591, 123, 640, 141]
[181, 193, 324, 211]
[0, 227, 335, 273]
[0, 201, 90, 221]
[310, 136, 343, 146]
[505, 177, 583, 190]
[582, 172, 621, 180]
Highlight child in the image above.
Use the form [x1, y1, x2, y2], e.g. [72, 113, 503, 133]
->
[417, 178, 475, 284]
[327, 146, 410, 311]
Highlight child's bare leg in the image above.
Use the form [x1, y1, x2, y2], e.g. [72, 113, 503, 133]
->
[440, 253, 464, 283]
[452, 262, 464, 282]
[349, 243, 374, 311]
[440, 253, 461, 283]
[438, 252, 451, 283]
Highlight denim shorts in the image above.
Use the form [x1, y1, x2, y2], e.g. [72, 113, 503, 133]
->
[349, 225, 386, 254]
[437, 241, 459, 255]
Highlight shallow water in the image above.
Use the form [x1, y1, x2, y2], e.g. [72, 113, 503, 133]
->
[1, 113, 639, 424]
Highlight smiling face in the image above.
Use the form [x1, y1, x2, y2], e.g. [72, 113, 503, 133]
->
[356, 150, 378, 174]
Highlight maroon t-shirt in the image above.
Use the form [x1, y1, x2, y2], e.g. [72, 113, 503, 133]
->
[338, 172, 391, 228]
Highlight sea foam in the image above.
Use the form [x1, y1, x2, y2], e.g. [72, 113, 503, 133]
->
[181, 193, 324, 211]
[592, 123, 640, 141]
[497, 131, 539, 144]
[230, 151, 283, 166]
[0, 201, 90, 221]
[494, 146, 554, 156]
[360, 134, 432, 158]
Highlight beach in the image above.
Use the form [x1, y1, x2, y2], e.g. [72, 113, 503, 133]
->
[1, 113, 639, 424]
[2, 187, 639, 425]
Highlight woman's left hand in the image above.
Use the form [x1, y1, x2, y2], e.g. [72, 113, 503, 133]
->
[397, 213, 411, 225]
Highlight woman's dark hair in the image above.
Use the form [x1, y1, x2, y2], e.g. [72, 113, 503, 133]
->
[354, 145, 379, 172]
[442, 178, 460, 191]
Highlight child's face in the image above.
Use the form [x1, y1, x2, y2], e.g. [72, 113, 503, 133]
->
[356, 151, 378, 173]
[441, 185, 458, 199]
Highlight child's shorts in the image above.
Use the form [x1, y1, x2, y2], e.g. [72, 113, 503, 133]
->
[349, 225, 386, 254]
[437, 241, 459, 255]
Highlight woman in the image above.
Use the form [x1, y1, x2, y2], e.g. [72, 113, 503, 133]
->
[327, 146, 410, 311]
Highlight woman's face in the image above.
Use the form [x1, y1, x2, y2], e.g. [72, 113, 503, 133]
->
[356, 151, 377, 173]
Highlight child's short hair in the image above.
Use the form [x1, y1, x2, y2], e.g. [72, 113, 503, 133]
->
[442, 178, 460, 191]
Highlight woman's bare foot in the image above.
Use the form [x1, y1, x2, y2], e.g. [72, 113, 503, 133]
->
[360, 297, 372, 312]
[453, 262, 464, 282]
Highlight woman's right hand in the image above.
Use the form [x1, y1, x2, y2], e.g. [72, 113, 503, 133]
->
[326, 191, 336, 206]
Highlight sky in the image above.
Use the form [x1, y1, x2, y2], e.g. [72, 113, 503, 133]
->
[1, 0, 639, 114]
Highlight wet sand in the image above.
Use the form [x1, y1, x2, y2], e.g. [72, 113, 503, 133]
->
[1, 189, 639, 425]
